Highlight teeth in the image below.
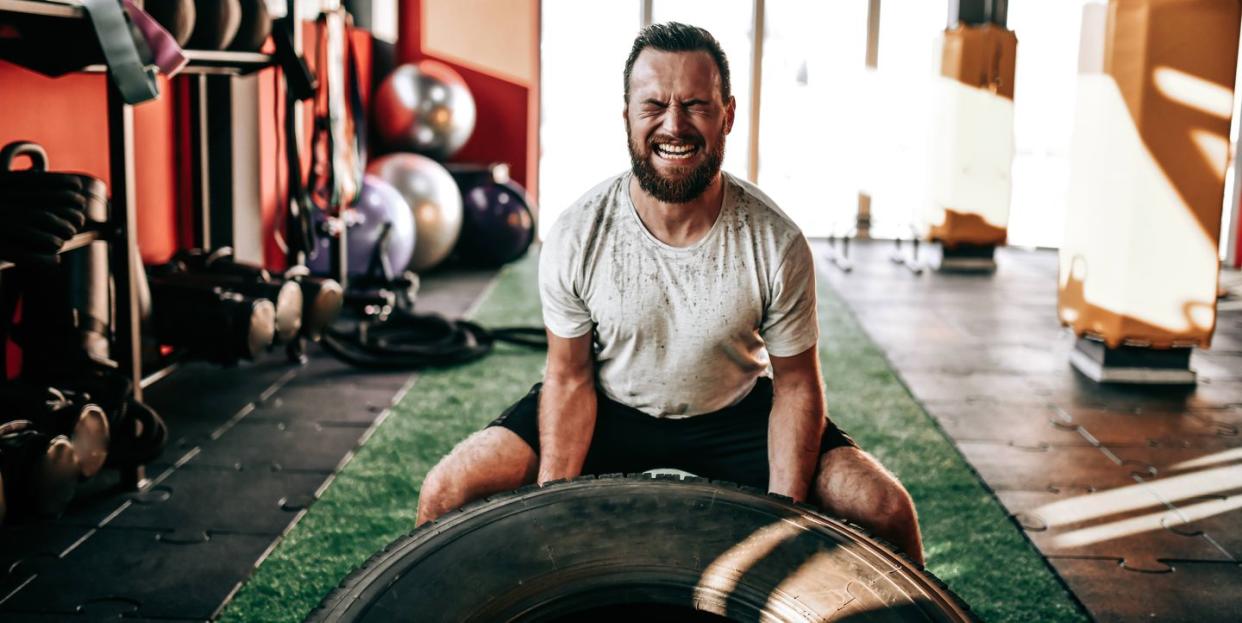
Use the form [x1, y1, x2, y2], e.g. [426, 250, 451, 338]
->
[655, 143, 697, 159]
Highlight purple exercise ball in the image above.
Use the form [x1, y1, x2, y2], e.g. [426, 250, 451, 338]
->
[456, 181, 535, 267]
[309, 175, 416, 279]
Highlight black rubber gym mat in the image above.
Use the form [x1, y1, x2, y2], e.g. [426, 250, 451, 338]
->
[0, 527, 273, 619]
[45, 471, 133, 528]
[0, 266, 501, 619]
[246, 382, 405, 425]
[104, 465, 329, 534]
[182, 418, 369, 473]
[0, 523, 93, 601]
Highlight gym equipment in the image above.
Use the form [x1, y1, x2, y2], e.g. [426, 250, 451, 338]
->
[309, 476, 974, 622]
[373, 61, 477, 159]
[185, 0, 241, 51]
[63, 402, 109, 479]
[163, 250, 304, 344]
[148, 277, 276, 364]
[0, 141, 104, 267]
[308, 175, 416, 280]
[448, 164, 536, 268]
[7, 143, 113, 378]
[322, 304, 545, 369]
[367, 153, 462, 272]
[174, 248, 342, 341]
[227, 0, 272, 52]
[0, 0, 159, 103]
[141, 0, 197, 46]
[0, 421, 79, 520]
[0, 383, 110, 480]
[284, 267, 345, 341]
[125, 0, 189, 76]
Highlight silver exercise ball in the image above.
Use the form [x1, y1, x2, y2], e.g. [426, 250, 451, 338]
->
[366, 153, 463, 272]
[373, 61, 477, 159]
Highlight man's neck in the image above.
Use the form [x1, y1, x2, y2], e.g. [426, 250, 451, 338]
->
[629, 173, 726, 248]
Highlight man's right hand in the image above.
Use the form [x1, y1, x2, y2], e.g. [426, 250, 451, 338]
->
[536, 331, 597, 484]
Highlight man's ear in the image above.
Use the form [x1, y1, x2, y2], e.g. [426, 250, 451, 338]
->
[724, 95, 737, 134]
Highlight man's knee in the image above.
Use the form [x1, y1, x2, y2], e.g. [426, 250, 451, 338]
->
[416, 428, 538, 524]
[416, 458, 464, 524]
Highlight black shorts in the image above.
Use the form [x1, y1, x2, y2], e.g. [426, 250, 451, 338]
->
[487, 377, 858, 490]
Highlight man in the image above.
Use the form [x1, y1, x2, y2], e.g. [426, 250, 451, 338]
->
[417, 22, 923, 566]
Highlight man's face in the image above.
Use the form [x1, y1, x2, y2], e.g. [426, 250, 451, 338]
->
[625, 49, 735, 204]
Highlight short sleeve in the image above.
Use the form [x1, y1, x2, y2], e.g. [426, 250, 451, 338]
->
[760, 236, 820, 357]
[538, 224, 594, 339]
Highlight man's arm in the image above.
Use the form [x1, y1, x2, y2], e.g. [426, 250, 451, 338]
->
[768, 346, 827, 502]
[537, 331, 597, 484]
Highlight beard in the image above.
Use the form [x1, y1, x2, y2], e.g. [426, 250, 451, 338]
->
[627, 122, 726, 204]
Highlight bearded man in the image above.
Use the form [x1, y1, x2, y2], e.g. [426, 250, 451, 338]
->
[416, 22, 923, 565]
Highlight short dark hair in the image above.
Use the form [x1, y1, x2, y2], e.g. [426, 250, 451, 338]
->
[623, 22, 732, 105]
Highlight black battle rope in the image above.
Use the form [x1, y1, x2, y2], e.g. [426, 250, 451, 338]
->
[320, 308, 547, 369]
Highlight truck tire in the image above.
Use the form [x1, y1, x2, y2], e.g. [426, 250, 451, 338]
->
[309, 475, 975, 622]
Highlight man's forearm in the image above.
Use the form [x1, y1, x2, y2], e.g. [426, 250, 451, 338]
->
[768, 381, 826, 502]
[537, 375, 597, 483]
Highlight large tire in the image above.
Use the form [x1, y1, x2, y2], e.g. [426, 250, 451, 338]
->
[309, 475, 975, 622]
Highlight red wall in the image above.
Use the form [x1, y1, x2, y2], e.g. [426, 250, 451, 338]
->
[0, 66, 180, 263]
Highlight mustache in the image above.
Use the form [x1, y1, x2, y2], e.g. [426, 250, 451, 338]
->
[644, 134, 704, 148]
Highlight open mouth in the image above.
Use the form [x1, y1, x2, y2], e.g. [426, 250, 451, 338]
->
[653, 142, 700, 161]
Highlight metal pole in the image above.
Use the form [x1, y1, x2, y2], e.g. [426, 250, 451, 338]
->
[107, 81, 141, 401]
[747, 0, 764, 184]
[640, 0, 652, 27]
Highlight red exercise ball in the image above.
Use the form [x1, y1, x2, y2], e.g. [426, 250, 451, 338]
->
[373, 61, 477, 160]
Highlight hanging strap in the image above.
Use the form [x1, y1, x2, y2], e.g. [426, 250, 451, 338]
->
[81, 0, 159, 104]
[272, 16, 317, 265]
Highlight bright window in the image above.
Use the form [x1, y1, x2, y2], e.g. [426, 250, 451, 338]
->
[538, 0, 640, 237]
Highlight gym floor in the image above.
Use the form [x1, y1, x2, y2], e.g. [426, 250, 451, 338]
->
[819, 240, 1242, 623]
[1, 241, 1240, 622]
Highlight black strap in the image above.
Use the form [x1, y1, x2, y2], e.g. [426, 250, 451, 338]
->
[81, 0, 158, 104]
[271, 17, 316, 101]
[306, 14, 337, 214]
[345, 23, 367, 175]
[320, 307, 548, 369]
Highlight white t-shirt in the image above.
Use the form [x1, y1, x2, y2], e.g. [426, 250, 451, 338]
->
[539, 171, 819, 418]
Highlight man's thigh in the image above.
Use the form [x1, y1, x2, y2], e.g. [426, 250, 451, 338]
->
[431, 427, 538, 495]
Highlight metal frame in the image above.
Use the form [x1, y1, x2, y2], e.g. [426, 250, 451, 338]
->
[0, 0, 296, 487]
[747, 0, 764, 184]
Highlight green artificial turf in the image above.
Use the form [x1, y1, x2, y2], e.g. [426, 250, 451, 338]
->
[219, 250, 1085, 622]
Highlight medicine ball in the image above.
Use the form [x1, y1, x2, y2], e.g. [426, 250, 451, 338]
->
[228, 0, 272, 52]
[142, 0, 197, 47]
[186, 0, 241, 51]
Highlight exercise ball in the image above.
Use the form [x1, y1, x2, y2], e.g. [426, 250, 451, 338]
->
[454, 174, 536, 268]
[373, 61, 476, 159]
[367, 153, 463, 272]
[227, 0, 271, 52]
[142, 0, 196, 46]
[186, 0, 241, 51]
[309, 175, 416, 280]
